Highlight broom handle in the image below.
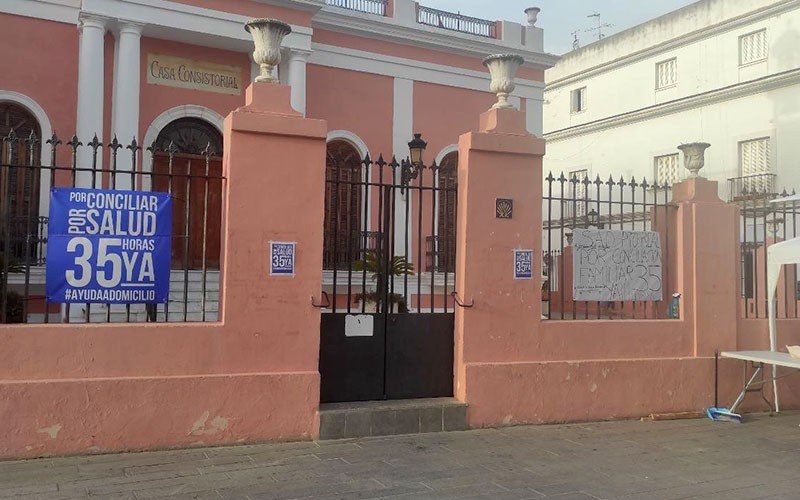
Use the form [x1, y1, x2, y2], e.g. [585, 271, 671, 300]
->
[714, 350, 719, 408]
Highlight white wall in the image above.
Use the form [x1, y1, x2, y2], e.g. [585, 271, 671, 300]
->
[543, 0, 800, 197]
[545, 83, 800, 198]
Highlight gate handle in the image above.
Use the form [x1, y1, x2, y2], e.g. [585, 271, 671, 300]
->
[451, 291, 474, 308]
[312, 291, 331, 309]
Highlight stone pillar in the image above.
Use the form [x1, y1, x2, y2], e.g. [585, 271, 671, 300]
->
[453, 107, 545, 411]
[75, 14, 107, 188]
[287, 49, 311, 116]
[112, 21, 144, 190]
[222, 82, 327, 432]
[672, 177, 740, 356]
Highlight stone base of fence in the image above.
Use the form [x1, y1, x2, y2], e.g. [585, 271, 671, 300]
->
[1, 371, 319, 458]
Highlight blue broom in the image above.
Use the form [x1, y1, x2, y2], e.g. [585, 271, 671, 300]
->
[706, 351, 742, 423]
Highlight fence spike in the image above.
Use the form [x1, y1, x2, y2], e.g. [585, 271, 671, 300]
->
[108, 135, 122, 153]
[46, 131, 62, 147]
[545, 171, 554, 182]
[89, 134, 103, 152]
[641, 177, 650, 190]
[362, 152, 371, 166]
[5, 128, 18, 145]
[376, 153, 386, 167]
[146, 140, 159, 154]
[557, 172, 567, 183]
[25, 130, 40, 146]
[67, 134, 82, 150]
[593, 174, 602, 186]
[127, 137, 141, 153]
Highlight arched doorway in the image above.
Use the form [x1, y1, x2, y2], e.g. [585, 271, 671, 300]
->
[323, 140, 363, 269]
[0, 102, 41, 264]
[436, 151, 457, 273]
[151, 118, 223, 269]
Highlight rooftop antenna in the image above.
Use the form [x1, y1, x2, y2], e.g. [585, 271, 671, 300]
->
[586, 11, 612, 41]
[571, 30, 580, 50]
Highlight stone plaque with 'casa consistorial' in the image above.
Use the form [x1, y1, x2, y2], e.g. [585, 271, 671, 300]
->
[147, 54, 242, 96]
[572, 228, 663, 302]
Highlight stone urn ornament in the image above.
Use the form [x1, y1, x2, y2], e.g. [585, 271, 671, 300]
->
[677, 142, 711, 178]
[245, 18, 292, 83]
[525, 7, 541, 26]
[483, 54, 525, 110]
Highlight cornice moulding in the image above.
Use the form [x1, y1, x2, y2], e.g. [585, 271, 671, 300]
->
[547, 0, 799, 90]
[545, 68, 800, 142]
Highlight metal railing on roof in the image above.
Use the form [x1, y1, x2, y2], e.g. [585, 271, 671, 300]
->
[326, 0, 387, 16]
[417, 6, 497, 38]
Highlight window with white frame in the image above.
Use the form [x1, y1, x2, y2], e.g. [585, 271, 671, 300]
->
[570, 87, 587, 113]
[740, 29, 768, 66]
[740, 137, 771, 193]
[656, 58, 677, 89]
[654, 153, 681, 187]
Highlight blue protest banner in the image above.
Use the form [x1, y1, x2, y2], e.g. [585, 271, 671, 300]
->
[46, 188, 172, 304]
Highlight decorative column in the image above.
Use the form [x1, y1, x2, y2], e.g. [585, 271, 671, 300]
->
[287, 49, 311, 116]
[672, 142, 739, 356]
[75, 14, 107, 188]
[454, 54, 546, 424]
[112, 21, 144, 191]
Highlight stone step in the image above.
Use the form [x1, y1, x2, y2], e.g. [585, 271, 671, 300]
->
[318, 398, 468, 440]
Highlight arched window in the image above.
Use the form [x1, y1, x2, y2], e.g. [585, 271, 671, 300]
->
[154, 118, 223, 155]
[437, 152, 457, 273]
[0, 103, 41, 263]
[324, 140, 363, 269]
[152, 118, 223, 270]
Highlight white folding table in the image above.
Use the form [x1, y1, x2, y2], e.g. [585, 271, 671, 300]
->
[720, 351, 800, 413]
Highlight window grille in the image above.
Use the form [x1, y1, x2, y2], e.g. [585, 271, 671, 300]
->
[563, 168, 589, 218]
[656, 58, 677, 89]
[740, 137, 771, 193]
[654, 153, 682, 187]
[740, 30, 768, 65]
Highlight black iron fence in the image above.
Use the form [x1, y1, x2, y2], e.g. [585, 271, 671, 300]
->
[323, 154, 458, 313]
[326, 0, 387, 15]
[0, 129, 225, 324]
[417, 6, 497, 38]
[542, 172, 674, 320]
[739, 189, 800, 319]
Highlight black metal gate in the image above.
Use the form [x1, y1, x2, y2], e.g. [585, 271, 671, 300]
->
[318, 143, 458, 403]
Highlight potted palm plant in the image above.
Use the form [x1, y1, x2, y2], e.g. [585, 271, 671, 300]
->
[353, 251, 414, 313]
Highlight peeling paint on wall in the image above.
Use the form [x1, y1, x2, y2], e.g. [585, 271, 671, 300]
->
[189, 411, 230, 436]
[37, 424, 62, 439]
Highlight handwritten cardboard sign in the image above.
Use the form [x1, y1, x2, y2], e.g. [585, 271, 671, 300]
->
[572, 229, 663, 301]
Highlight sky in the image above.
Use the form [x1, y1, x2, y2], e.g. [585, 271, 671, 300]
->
[420, 0, 700, 55]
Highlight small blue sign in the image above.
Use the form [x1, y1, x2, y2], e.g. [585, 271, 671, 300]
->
[270, 241, 296, 276]
[46, 188, 172, 304]
[514, 249, 533, 280]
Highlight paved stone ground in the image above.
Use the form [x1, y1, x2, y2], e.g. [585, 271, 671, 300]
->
[2, 412, 800, 500]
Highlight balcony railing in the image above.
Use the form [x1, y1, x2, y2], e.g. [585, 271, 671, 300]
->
[326, 0, 387, 16]
[417, 6, 498, 38]
[728, 173, 777, 202]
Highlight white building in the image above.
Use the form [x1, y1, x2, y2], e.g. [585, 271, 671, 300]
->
[543, 0, 800, 200]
